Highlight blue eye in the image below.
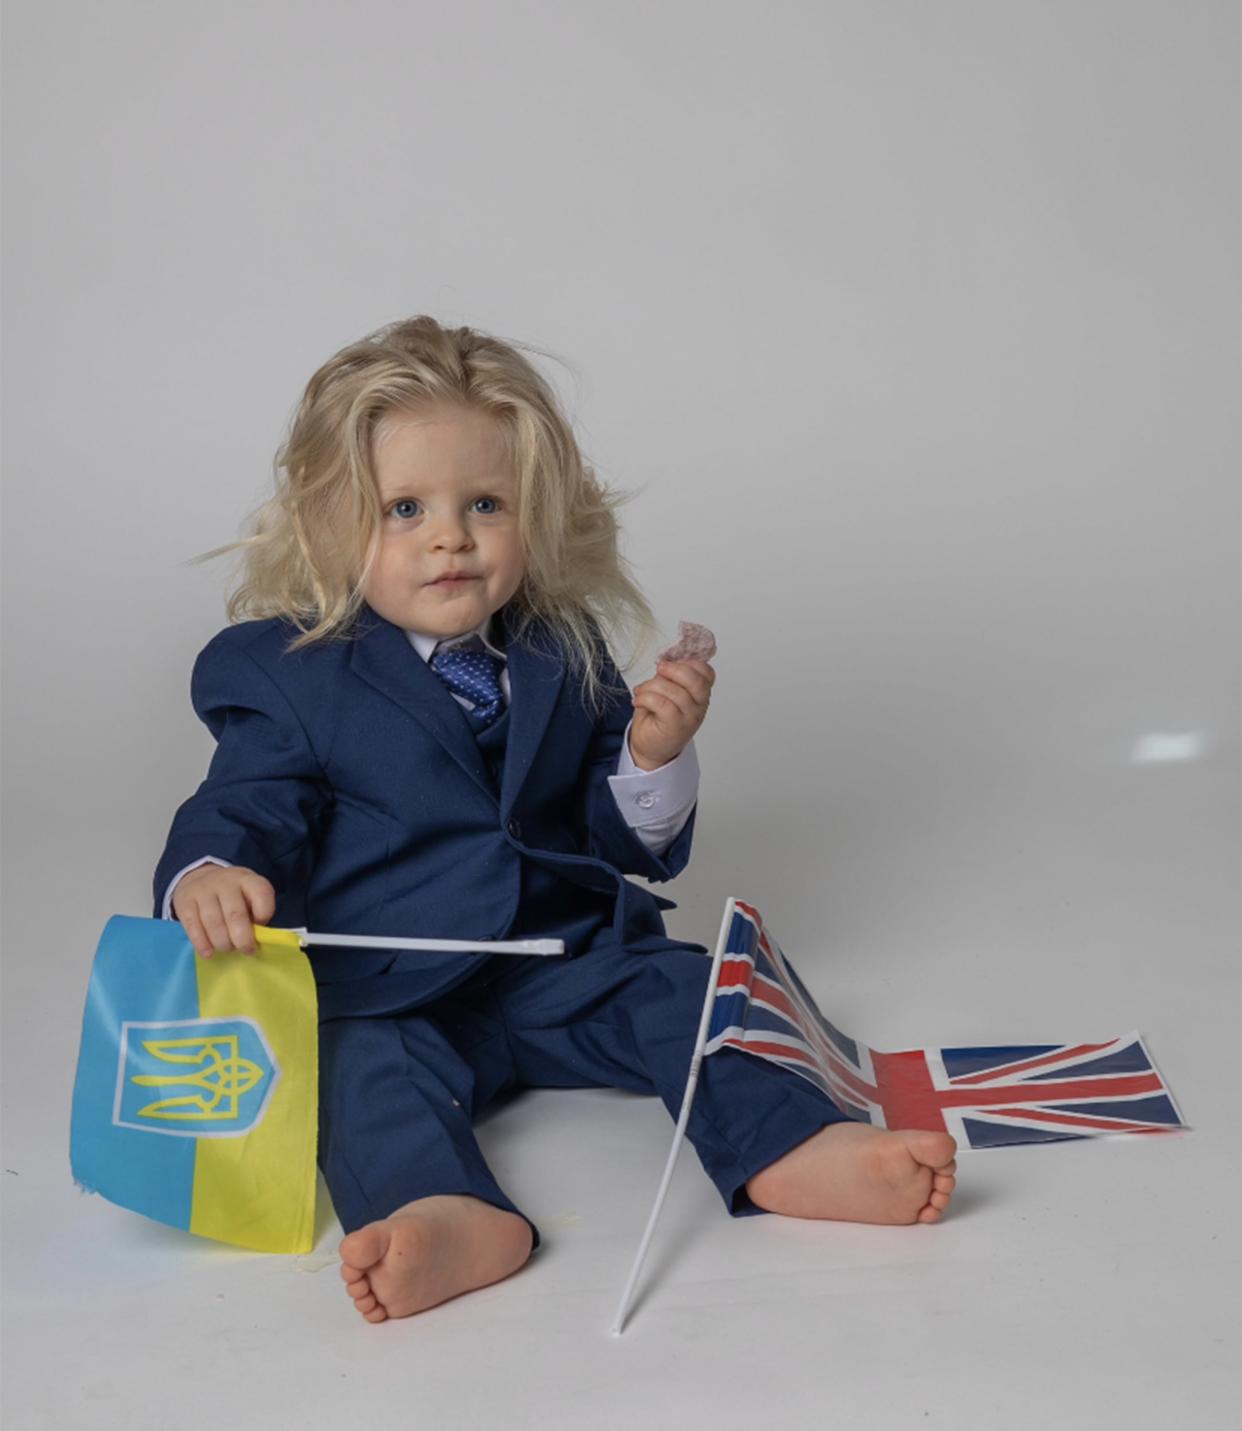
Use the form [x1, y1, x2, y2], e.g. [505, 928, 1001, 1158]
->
[386, 496, 502, 521]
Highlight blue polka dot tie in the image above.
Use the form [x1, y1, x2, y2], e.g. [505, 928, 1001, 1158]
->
[429, 636, 506, 732]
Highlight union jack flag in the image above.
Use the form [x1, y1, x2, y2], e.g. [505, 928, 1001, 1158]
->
[704, 900, 1187, 1149]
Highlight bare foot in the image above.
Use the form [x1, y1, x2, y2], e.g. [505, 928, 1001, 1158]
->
[337, 1194, 534, 1323]
[745, 1122, 958, 1225]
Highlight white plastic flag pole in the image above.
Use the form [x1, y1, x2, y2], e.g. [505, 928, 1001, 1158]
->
[610, 897, 737, 1336]
[287, 930, 565, 956]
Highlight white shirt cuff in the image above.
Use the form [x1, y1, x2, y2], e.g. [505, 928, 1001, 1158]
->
[162, 856, 233, 920]
[607, 721, 700, 853]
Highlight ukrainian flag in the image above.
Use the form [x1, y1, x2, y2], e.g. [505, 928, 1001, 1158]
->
[70, 915, 319, 1254]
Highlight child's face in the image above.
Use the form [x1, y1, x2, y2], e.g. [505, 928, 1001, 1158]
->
[363, 402, 526, 638]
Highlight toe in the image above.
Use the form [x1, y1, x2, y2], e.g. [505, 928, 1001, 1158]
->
[908, 1131, 957, 1168]
[346, 1278, 371, 1301]
[339, 1223, 388, 1273]
[933, 1171, 956, 1194]
[917, 1204, 943, 1224]
[355, 1292, 379, 1314]
[364, 1306, 388, 1323]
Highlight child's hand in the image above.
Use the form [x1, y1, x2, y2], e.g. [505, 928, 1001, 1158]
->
[172, 865, 276, 958]
[628, 658, 715, 771]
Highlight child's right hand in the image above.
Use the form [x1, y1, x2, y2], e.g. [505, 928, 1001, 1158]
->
[172, 865, 277, 958]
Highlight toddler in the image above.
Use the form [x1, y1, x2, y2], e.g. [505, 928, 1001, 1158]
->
[156, 316, 957, 1322]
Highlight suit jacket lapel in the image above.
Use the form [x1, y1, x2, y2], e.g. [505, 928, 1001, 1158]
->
[497, 601, 565, 819]
[349, 607, 495, 799]
[348, 602, 566, 815]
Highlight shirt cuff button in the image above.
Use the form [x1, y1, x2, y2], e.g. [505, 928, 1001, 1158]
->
[636, 792, 657, 809]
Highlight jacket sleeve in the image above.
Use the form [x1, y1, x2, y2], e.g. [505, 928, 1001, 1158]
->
[577, 641, 697, 885]
[152, 630, 331, 920]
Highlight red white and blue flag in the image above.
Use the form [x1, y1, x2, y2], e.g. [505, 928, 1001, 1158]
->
[704, 900, 1186, 1149]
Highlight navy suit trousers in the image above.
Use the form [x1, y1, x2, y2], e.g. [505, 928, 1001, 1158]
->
[317, 938, 851, 1250]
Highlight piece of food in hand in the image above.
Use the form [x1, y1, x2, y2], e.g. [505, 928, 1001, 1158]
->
[657, 620, 717, 664]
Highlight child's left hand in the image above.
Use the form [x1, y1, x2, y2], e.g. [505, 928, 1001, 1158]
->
[628, 658, 715, 770]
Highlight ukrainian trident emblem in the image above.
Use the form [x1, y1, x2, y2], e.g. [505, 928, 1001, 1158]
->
[113, 1018, 280, 1137]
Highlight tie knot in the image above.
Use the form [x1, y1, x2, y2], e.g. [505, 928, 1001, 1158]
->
[429, 638, 506, 730]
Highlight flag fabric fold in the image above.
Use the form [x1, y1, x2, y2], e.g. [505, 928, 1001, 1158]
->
[70, 915, 319, 1254]
[707, 899, 1187, 1147]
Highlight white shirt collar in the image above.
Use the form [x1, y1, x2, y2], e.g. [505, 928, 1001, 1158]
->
[404, 613, 506, 664]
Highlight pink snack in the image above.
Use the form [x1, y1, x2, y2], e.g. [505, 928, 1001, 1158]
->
[658, 620, 717, 664]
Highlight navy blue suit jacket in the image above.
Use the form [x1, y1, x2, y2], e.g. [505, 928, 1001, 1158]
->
[153, 602, 698, 1019]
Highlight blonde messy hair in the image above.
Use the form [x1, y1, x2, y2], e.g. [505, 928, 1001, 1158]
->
[194, 315, 661, 717]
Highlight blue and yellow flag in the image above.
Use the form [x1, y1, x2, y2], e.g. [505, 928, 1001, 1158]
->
[70, 916, 319, 1254]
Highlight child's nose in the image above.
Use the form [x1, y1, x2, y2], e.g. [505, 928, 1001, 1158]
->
[428, 517, 472, 548]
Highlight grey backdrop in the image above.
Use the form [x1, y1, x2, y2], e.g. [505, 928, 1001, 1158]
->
[3, 3, 1238, 1428]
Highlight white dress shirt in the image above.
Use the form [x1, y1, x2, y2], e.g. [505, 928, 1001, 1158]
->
[162, 613, 699, 918]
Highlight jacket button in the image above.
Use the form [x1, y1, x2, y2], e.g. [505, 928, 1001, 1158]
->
[507, 818, 522, 839]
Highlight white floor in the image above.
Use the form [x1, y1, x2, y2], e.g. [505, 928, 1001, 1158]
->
[3, 760, 1239, 1430]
